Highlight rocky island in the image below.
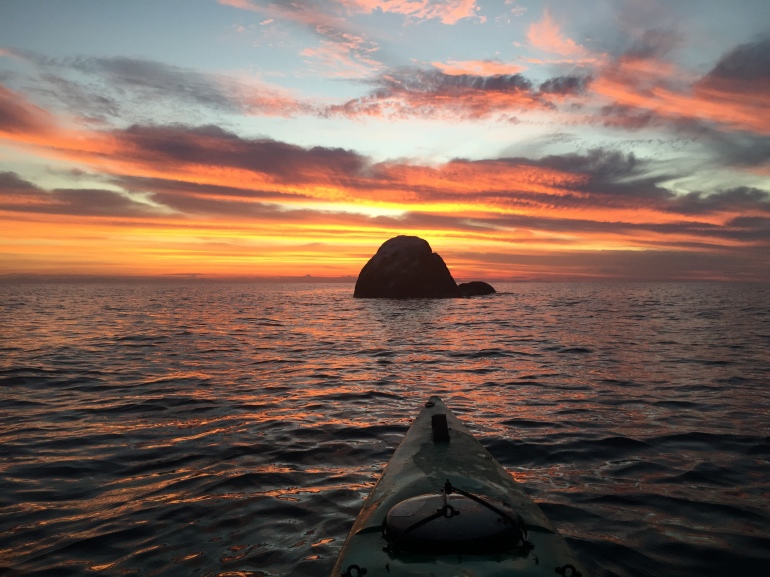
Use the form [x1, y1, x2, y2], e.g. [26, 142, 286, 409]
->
[353, 236, 496, 298]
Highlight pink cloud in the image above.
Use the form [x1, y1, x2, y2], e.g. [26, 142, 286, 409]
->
[219, 0, 347, 31]
[301, 31, 383, 78]
[593, 51, 770, 135]
[219, 0, 383, 78]
[431, 60, 526, 76]
[217, 0, 259, 11]
[351, 0, 480, 24]
[527, 9, 587, 57]
[326, 68, 543, 121]
[230, 80, 313, 116]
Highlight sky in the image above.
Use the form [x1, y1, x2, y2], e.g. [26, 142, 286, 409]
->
[1, 0, 769, 281]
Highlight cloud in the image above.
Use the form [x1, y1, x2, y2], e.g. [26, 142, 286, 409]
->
[102, 123, 590, 209]
[597, 104, 658, 130]
[431, 60, 526, 76]
[538, 75, 592, 96]
[10, 103, 767, 224]
[220, 0, 345, 30]
[534, 148, 642, 180]
[705, 37, 770, 83]
[68, 56, 308, 118]
[527, 9, 590, 59]
[686, 37, 770, 132]
[326, 67, 546, 120]
[223, 0, 481, 25]
[2, 87, 768, 267]
[301, 34, 383, 78]
[594, 36, 770, 136]
[666, 187, 770, 215]
[115, 124, 368, 185]
[35, 73, 120, 125]
[4, 52, 310, 126]
[72, 57, 241, 111]
[88, 124, 770, 241]
[0, 171, 162, 217]
[349, 0, 480, 24]
[115, 179, 304, 218]
[219, 0, 384, 78]
[0, 171, 40, 191]
[218, 0, 254, 9]
[0, 83, 56, 136]
[623, 29, 682, 61]
[724, 216, 770, 243]
[701, 129, 770, 169]
[115, 175, 295, 202]
[320, 61, 594, 120]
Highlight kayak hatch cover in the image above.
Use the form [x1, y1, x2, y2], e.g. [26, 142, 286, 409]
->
[330, 395, 588, 577]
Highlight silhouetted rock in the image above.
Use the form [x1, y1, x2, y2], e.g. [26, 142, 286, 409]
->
[354, 236, 458, 298]
[457, 281, 496, 297]
[354, 236, 496, 298]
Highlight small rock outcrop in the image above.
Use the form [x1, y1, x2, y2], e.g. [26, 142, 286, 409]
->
[457, 281, 496, 297]
[353, 236, 496, 299]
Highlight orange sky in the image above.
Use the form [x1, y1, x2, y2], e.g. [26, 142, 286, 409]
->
[1, 2, 769, 281]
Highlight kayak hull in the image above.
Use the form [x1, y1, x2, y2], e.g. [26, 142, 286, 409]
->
[330, 396, 587, 577]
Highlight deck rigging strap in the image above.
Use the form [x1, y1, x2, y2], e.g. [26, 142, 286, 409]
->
[382, 479, 530, 554]
[442, 479, 529, 543]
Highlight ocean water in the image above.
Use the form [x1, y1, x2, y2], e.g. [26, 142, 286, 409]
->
[1, 281, 769, 577]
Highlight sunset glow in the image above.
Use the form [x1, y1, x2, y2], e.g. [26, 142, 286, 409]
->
[1, 1, 769, 280]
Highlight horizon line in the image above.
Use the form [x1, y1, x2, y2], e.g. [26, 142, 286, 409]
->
[1, 273, 766, 284]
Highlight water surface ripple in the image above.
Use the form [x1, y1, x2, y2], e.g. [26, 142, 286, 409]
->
[1, 282, 769, 576]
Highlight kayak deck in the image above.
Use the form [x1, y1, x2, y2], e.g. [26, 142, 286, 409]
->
[331, 396, 587, 577]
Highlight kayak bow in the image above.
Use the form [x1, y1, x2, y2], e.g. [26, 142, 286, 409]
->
[331, 396, 587, 577]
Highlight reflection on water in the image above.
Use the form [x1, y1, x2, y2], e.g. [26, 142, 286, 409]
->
[1, 282, 769, 577]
